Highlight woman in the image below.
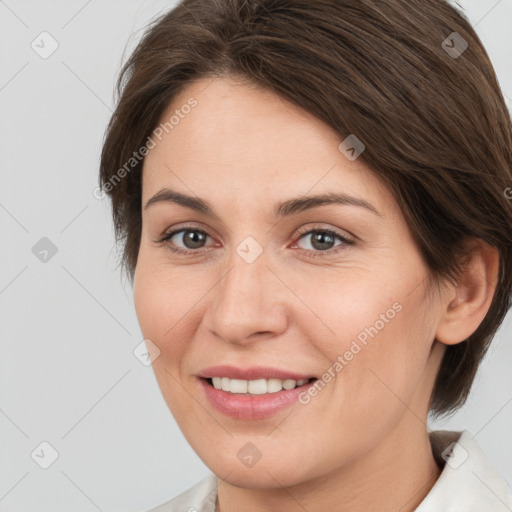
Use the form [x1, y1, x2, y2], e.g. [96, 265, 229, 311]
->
[99, 0, 512, 510]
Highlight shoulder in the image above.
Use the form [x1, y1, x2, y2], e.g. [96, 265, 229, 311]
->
[146, 474, 218, 512]
[416, 429, 512, 511]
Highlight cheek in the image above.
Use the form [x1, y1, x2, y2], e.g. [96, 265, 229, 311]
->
[133, 265, 198, 419]
[133, 260, 192, 356]
[295, 269, 402, 357]
[133, 257, 220, 388]
[301, 266, 434, 409]
[133, 273, 165, 342]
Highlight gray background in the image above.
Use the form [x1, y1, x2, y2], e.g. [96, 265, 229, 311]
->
[0, 1, 511, 511]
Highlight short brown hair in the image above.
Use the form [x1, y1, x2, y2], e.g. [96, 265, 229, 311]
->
[99, 0, 512, 418]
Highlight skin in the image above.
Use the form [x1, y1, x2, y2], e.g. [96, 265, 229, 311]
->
[133, 77, 499, 512]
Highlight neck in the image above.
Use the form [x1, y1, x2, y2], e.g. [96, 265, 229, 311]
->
[216, 419, 442, 512]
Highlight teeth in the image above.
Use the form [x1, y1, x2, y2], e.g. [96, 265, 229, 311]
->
[230, 379, 247, 393]
[267, 378, 284, 393]
[209, 377, 310, 394]
[221, 377, 230, 391]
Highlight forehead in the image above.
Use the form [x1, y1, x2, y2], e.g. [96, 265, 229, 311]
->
[141, 77, 395, 217]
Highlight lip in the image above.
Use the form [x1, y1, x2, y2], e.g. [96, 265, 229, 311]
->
[196, 365, 316, 381]
[197, 377, 316, 420]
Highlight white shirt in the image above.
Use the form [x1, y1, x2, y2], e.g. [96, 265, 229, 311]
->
[147, 430, 512, 511]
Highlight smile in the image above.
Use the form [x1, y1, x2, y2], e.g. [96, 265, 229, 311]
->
[208, 376, 314, 394]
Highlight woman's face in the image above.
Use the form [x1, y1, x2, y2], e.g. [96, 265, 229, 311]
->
[134, 77, 448, 488]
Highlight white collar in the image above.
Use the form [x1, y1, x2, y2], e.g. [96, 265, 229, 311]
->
[416, 429, 512, 510]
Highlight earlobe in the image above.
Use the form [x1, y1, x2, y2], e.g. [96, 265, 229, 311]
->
[435, 238, 499, 346]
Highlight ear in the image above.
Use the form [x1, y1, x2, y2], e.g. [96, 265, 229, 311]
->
[435, 238, 499, 346]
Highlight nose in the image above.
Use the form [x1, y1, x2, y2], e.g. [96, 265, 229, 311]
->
[203, 250, 289, 346]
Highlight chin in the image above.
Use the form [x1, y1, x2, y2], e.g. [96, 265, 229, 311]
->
[201, 453, 313, 490]
[218, 466, 303, 490]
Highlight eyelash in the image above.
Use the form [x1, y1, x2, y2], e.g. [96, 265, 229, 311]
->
[153, 224, 355, 258]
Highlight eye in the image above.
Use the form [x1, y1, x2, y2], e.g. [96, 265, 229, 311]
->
[154, 226, 216, 255]
[291, 226, 354, 257]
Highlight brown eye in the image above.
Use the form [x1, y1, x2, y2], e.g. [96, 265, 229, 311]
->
[293, 227, 355, 258]
[156, 227, 214, 255]
[301, 231, 338, 251]
[173, 229, 208, 249]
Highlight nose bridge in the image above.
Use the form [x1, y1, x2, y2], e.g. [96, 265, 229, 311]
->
[206, 243, 288, 344]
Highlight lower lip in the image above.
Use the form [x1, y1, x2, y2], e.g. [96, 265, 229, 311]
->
[198, 378, 316, 420]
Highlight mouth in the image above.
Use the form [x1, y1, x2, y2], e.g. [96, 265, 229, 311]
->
[202, 376, 318, 395]
[198, 375, 319, 420]
[195, 365, 320, 419]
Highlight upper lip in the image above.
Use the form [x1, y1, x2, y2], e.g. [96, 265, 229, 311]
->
[196, 365, 317, 381]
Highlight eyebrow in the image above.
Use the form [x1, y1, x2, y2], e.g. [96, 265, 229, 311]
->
[143, 188, 383, 218]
